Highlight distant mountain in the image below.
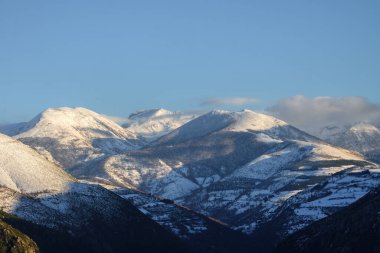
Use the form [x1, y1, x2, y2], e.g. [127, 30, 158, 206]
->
[123, 108, 197, 142]
[275, 187, 380, 253]
[3, 107, 145, 168]
[0, 122, 29, 136]
[316, 122, 380, 163]
[0, 133, 186, 253]
[68, 109, 375, 244]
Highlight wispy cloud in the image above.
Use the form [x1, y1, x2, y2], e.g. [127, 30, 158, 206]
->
[200, 97, 260, 106]
[267, 96, 380, 132]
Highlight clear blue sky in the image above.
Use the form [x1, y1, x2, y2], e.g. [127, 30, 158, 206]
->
[0, 0, 379, 122]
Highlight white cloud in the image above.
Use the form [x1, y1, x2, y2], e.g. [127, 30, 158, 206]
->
[267, 96, 380, 132]
[200, 97, 259, 106]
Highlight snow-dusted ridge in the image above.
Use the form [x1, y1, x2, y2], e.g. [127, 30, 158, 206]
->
[10, 107, 145, 168]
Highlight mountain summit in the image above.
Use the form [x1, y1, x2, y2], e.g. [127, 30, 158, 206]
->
[11, 107, 145, 168]
[154, 109, 318, 145]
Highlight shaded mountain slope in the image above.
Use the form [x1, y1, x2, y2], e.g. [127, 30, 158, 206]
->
[113, 187, 253, 253]
[274, 187, 380, 253]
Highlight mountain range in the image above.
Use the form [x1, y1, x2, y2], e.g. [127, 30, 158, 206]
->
[0, 107, 379, 252]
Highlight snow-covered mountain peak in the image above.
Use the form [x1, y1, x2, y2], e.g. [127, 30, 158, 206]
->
[128, 108, 175, 120]
[225, 109, 289, 132]
[12, 107, 144, 168]
[185, 109, 289, 133]
[17, 107, 138, 140]
[154, 109, 299, 145]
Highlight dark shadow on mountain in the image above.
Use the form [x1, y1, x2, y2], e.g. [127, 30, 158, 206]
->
[92, 137, 139, 154]
[132, 131, 276, 177]
[80, 127, 116, 138]
[113, 188, 255, 253]
[6, 183, 189, 253]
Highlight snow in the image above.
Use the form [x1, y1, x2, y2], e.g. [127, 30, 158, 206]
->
[309, 142, 364, 161]
[254, 133, 282, 143]
[155, 109, 292, 145]
[233, 222, 257, 234]
[155, 110, 235, 145]
[17, 107, 138, 140]
[13, 107, 143, 168]
[225, 109, 288, 132]
[61, 108, 375, 239]
[129, 108, 175, 119]
[115, 188, 208, 239]
[123, 108, 197, 142]
[3, 106, 376, 242]
[229, 143, 312, 180]
[0, 134, 73, 193]
[280, 167, 380, 235]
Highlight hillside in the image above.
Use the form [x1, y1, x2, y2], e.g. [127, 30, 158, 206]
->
[275, 187, 380, 253]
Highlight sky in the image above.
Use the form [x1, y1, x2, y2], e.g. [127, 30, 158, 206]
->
[0, 0, 379, 123]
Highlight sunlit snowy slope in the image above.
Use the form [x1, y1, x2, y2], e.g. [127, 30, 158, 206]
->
[7, 107, 145, 168]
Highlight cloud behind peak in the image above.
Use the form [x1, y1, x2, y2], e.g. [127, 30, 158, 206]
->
[267, 96, 380, 132]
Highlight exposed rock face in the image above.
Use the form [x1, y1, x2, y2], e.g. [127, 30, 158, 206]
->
[0, 218, 38, 253]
